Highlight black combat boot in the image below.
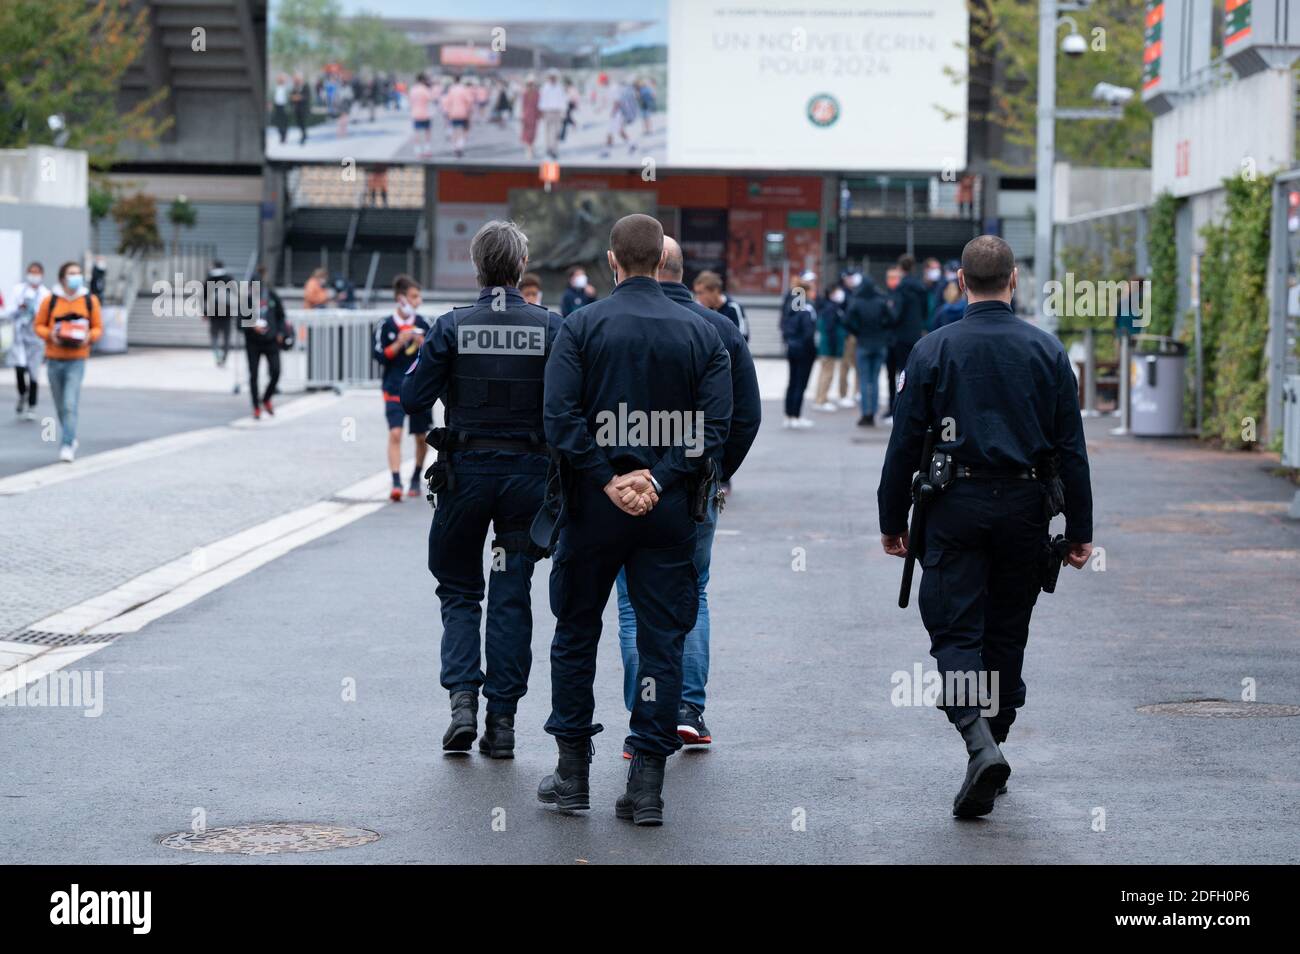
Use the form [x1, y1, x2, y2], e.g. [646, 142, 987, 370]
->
[615, 751, 666, 826]
[441, 690, 478, 752]
[479, 712, 515, 759]
[992, 726, 1010, 796]
[537, 739, 592, 812]
[952, 718, 1011, 818]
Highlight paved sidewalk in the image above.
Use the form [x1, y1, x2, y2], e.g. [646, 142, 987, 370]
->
[1, 397, 1296, 863]
[0, 388, 392, 634]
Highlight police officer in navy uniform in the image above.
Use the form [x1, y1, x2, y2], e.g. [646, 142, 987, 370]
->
[877, 235, 1094, 819]
[401, 220, 563, 759]
[537, 214, 732, 826]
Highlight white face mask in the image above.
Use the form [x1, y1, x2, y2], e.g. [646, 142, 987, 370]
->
[571, 274, 587, 289]
[846, 274, 862, 289]
[397, 299, 415, 319]
[830, 289, 845, 304]
[926, 269, 941, 282]
[26, 273, 41, 286]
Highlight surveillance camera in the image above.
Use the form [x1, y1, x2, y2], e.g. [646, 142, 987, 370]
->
[1091, 82, 1135, 105]
[1061, 31, 1087, 57]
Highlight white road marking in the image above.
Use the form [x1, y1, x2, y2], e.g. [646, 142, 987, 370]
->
[1, 463, 408, 699]
[0, 392, 342, 496]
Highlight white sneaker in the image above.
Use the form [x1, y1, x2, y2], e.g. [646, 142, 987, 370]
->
[22, 408, 36, 421]
[837, 396, 857, 408]
[813, 402, 838, 412]
[782, 416, 794, 429]
[59, 444, 75, 463]
[793, 417, 815, 429]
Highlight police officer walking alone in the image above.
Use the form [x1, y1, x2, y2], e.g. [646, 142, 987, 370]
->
[401, 221, 563, 759]
[877, 236, 1093, 819]
[537, 214, 732, 826]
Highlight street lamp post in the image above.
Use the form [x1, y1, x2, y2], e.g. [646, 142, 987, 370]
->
[1034, 0, 1059, 333]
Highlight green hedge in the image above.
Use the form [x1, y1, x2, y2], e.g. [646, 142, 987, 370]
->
[1207, 175, 1273, 448]
[1146, 191, 1179, 339]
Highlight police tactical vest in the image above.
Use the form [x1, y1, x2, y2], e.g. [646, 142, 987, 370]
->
[449, 302, 550, 434]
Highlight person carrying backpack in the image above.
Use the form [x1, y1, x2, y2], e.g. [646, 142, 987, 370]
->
[34, 261, 101, 461]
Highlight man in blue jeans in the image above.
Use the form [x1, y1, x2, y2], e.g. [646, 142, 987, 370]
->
[615, 236, 761, 755]
[845, 271, 893, 427]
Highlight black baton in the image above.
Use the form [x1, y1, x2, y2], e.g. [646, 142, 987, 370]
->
[898, 426, 936, 609]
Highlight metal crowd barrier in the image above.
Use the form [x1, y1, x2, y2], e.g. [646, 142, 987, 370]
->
[274, 308, 388, 391]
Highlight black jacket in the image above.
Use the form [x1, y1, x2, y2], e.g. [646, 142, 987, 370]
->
[544, 276, 732, 492]
[889, 274, 929, 347]
[845, 277, 891, 352]
[876, 299, 1093, 543]
[661, 280, 761, 481]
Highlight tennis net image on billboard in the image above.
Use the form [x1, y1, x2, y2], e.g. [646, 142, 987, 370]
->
[266, 0, 968, 172]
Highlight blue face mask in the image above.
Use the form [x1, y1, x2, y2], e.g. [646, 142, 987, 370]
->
[65, 275, 84, 291]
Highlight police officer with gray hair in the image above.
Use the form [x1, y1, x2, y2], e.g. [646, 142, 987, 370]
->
[878, 235, 1093, 819]
[402, 220, 563, 759]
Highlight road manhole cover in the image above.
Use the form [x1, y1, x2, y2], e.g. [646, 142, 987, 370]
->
[1137, 699, 1300, 718]
[160, 823, 380, 855]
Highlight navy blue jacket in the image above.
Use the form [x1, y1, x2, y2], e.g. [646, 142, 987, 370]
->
[889, 274, 929, 347]
[400, 287, 563, 439]
[374, 312, 432, 395]
[544, 276, 732, 492]
[561, 286, 587, 317]
[661, 280, 761, 481]
[845, 278, 891, 352]
[780, 293, 816, 357]
[877, 299, 1093, 543]
[931, 299, 966, 330]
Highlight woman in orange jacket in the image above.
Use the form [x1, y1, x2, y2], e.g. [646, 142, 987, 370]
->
[34, 261, 102, 462]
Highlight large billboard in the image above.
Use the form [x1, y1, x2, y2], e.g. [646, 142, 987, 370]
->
[265, 0, 967, 172]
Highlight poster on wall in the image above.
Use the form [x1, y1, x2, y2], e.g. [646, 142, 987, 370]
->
[266, 0, 967, 173]
[435, 203, 509, 288]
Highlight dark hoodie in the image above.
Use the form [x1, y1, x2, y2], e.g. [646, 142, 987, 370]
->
[844, 276, 891, 352]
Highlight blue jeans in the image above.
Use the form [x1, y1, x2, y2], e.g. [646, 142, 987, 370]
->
[45, 358, 85, 448]
[856, 346, 888, 418]
[616, 499, 716, 715]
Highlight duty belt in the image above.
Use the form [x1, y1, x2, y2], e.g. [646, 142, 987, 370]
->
[952, 465, 1036, 480]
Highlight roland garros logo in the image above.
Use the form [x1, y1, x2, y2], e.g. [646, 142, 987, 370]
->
[806, 93, 840, 128]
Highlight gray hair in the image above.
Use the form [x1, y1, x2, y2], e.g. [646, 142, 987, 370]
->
[470, 220, 529, 289]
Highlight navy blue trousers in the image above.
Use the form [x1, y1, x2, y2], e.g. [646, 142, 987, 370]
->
[429, 454, 545, 715]
[545, 481, 698, 757]
[918, 479, 1047, 737]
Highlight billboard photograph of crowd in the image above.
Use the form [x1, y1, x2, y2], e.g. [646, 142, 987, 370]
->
[267, 0, 667, 167]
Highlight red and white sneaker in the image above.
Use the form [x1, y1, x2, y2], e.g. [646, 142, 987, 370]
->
[677, 703, 712, 745]
[263, 397, 275, 416]
[252, 405, 262, 420]
[389, 486, 403, 502]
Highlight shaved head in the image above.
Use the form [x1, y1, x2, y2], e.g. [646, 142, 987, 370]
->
[608, 213, 665, 278]
[658, 235, 684, 281]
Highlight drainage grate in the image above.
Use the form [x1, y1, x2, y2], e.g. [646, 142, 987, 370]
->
[160, 823, 380, 855]
[1137, 699, 1300, 718]
[5, 630, 121, 648]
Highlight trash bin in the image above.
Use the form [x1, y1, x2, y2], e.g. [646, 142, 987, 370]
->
[1129, 335, 1187, 436]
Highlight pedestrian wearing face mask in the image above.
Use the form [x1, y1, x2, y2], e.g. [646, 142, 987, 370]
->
[561, 266, 589, 317]
[33, 261, 101, 462]
[6, 262, 50, 421]
[922, 256, 944, 324]
[812, 283, 848, 412]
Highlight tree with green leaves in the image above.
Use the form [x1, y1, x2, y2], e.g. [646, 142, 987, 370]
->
[948, 0, 1152, 172]
[269, 0, 424, 78]
[0, 0, 171, 169]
